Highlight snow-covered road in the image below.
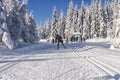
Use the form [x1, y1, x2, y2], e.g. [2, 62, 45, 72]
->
[0, 39, 120, 80]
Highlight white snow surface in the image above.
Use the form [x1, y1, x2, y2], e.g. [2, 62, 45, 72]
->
[0, 38, 120, 80]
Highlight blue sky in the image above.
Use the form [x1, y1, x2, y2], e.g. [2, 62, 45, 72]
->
[28, 0, 110, 25]
[28, 0, 92, 25]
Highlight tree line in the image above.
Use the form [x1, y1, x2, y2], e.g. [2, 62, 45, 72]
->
[41, 0, 120, 49]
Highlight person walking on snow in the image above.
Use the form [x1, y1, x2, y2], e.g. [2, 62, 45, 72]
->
[55, 34, 66, 49]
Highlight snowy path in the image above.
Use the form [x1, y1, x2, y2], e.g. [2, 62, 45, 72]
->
[0, 40, 120, 80]
[73, 46, 120, 80]
[72, 47, 120, 80]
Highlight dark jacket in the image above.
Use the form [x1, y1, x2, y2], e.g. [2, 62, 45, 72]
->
[55, 34, 63, 42]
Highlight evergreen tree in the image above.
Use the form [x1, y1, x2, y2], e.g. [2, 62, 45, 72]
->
[83, 6, 91, 39]
[36, 23, 43, 41]
[73, 4, 79, 32]
[0, 0, 7, 42]
[43, 19, 51, 39]
[110, 1, 120, 49]
[78, 0, 85, 40]
[36, 23, 42, 40]
[51, 6, 58, 38]
[24, 12, 37, 43]
[90, 0, 96, 38]
[98, 0, 106, 38]
[1, 0, 37, 48]
[0, 0, 14, 49]
[104, 1, 114, 38]
[4, 0, 19, 12]
[4, 0, 21, 41]
[58, 10, 66, 39]
[19, 0, 37, 43]
[94, 0, 100, 37]
[65, 0, 74, 39]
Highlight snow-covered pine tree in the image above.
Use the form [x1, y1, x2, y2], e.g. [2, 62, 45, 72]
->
[0, 0, 14, 49]
[36, 23, 42, 41]
[65, 0, 74, 40]
[58, 10, 66, 39]
[90, 0, 96, 38]
[0, 0, 6, 43]
[73, 4, 79, 32]
[83, 6, 91, 39]
[94, 0, 100, 37]
[43, 19, 51, 39]
[20, 0, 37, 43]
[104, 0, 109, 37]
[24, 12, 37, 43]
[4, 0, 21, 42]
[107, 0, 117, 39]
[1, 0, 37, 49]
[81, 4, 91, 39]
[98, 0, 107, 38]
[19, 0, 28, 16]
[51, 6, 58, 38]
[77, 0, 85, 41]
[4, 0, 19, 12]
[77, 9, 82, 42]
[82, 14, 88, 39]
[18, 0, 28, 42]
[110, 1, 120, 50]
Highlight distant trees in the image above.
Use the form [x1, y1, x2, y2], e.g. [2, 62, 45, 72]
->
[42, 0, 120, 49]
[36, 23, 42, 41]
[0, 0, 120, 50]
[43, 19, 51, 39]
[45, 0, 107, 39]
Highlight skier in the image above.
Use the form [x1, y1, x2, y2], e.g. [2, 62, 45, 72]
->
[55, 34, 66, 49]
[83, 37, 86, 43]
[52, 38, 55, 44]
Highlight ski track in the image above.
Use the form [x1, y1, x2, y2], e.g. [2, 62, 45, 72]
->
[79, 46, 120, 70]
[72, 46, 120, 80]
[77, 46, 120, 69]
[0, 54, 34, 73]
[88, 49, 120, 70]
[0, 42, 120, 80]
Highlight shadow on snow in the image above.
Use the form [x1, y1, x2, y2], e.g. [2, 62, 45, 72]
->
[90, 74, 120, 80]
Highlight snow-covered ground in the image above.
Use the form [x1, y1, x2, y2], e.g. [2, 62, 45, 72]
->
[0, 38, 120, 80]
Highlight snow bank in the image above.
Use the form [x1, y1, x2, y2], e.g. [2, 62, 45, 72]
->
[2, 32, 14, 49]
[110, 38, 120, 51]
[39, 39, 48, 43]
[86, 38, 109, 43]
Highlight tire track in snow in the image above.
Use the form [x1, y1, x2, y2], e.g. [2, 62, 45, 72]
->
[72, 47, 120, 80]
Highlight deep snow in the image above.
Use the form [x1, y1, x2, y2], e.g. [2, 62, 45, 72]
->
[0, 38, 120, 80]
